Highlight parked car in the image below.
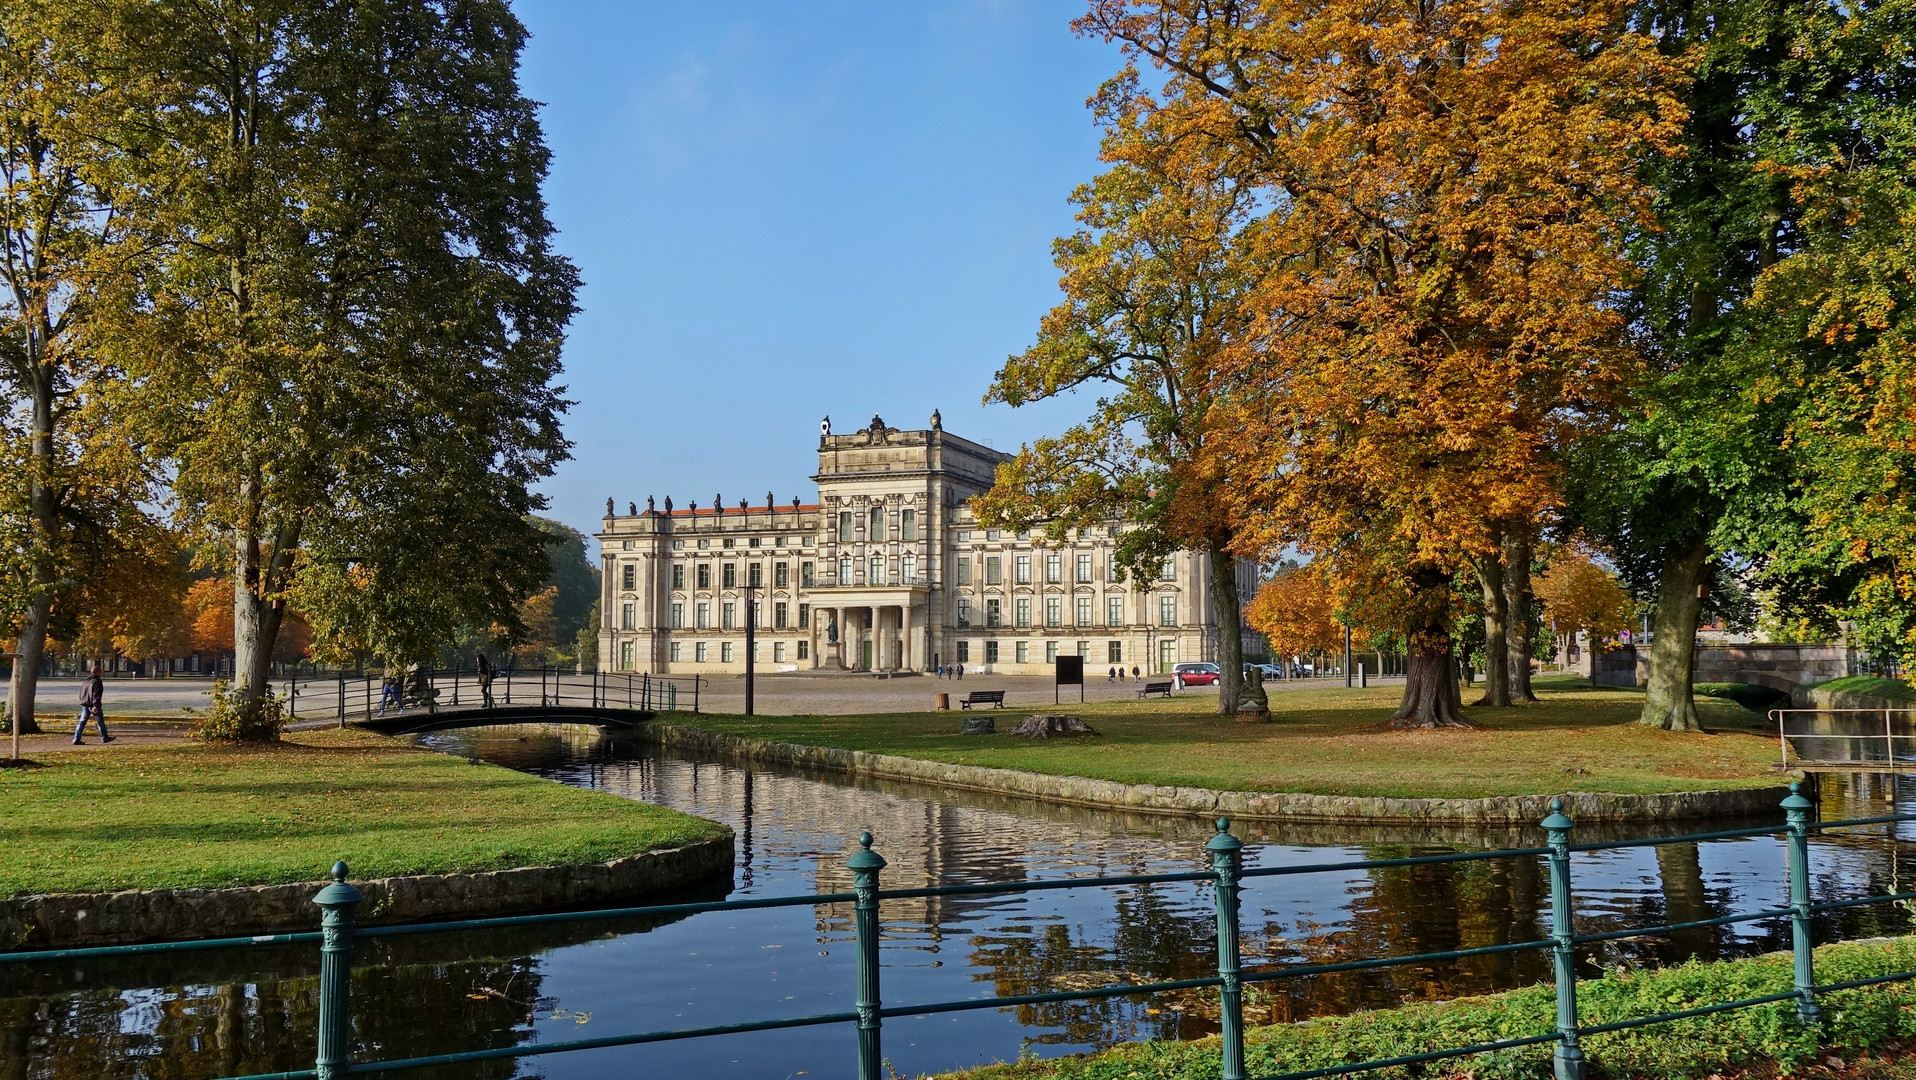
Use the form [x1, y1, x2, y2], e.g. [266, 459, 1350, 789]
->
[1172, 662, 1221, 688]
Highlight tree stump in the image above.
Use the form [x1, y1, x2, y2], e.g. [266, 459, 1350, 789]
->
[961, 715, 995, 735]
[1011, 714, 1097, 739]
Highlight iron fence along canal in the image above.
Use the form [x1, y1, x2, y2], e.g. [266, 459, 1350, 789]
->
[4, 784, 1914, 1080]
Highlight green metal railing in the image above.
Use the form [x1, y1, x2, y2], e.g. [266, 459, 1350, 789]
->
[273, 665, 702, 723]
[4, 783, 1913, 1080]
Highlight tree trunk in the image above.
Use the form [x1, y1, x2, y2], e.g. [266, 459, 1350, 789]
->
[6, 355, 58, 738]
[1209, 544, 1244, 714]
[1391, 567, 1475, 729]
[1475, 538, 1510, 708]
[1641, 535, 1709, 731]
[1505, 529, 1538, 702]
[228, 517, 294, 739]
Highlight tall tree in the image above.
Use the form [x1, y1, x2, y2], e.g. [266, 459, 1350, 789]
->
[73, 0, 577, 735]
[973, 98, 1257, 713]
[1081, 0, 1686, 727]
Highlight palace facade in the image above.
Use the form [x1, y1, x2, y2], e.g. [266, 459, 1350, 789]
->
[595, 412, 1253, 676]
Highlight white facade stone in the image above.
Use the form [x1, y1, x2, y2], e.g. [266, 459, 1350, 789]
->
[595, 414, 1248, 675]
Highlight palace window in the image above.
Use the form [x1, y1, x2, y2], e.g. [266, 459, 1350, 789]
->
[901, 509, 916, 541]
[722, 564, 736, 589]
[1160, 595, 1177, 626]
[956, 598, 971, 628]
[902, 553, 916, 583]
[986, 529, 1001, 540]
[801, 562, 814, 587]
[1015, 641, 1029, 663]
[956, 641, 970, 663]
[670, 642, 682, 662]
[722, 642, 733, 663]
[1045, 553, 1061, 583]
[838, 511, 854, 542]
[1076, 554, 1092, 583]
[775, 602, 788, 629]
[869, 506, 885, 542]
[723, 538, 735, 548]
[1045, 640, 1058, 663]
[838, 556, 852, 584]
[621, 563, 637, 590]
[985, 641, 999, 663]
[775, 562, 789, 587]
[797, 640, 809, 660]
[748, 537, 761, 548]
[1045, 597, 1062, 627]
[1108, 641, 1123, 663]
[1077, 640, 1090, 657]
[672, 564, 684, 589]
[1015, 598, 1030, 627]
[1160, 556, 1176, 581]
[869, 555, 885, 586]
[696, 642, 708, 662]
[798, 603, 810, 628]
[620, 641, 634, 670]
[1159, 640, 1175, 673]
[621, 539, 634, 550]
[673, 539, 684, 550]
[1108, 596, 1124, 627]
[748, 563, 763, 587]
[697, 538, 710, 549]
[1109, 560, 1122, 583]
[1015, 555, 1030, 584]
[774, 642, 787, 663]
[986, 598, 1002, 627]
[621, 603, 635, 631]
[955, 558, 970, 586]
[722, 602, 736, 629]
[671, 603, 684, 629]
[697, 564, 711, 589]
[1076, 597, 1092, 626]
[696, 602, 709, 629]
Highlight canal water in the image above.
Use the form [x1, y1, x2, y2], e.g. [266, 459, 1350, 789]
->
[4, 725, 1914, 1079]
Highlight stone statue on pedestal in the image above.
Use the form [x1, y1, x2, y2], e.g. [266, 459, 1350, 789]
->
[605, 497, 614, 517]
[826, 612, 838, 645]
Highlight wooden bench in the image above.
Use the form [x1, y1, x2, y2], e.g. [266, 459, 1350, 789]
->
[960, 690, 1006, 710]
[1137, 681, 1174, 699]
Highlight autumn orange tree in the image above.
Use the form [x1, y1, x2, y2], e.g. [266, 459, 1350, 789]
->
[973, 94, 1258, 712]
[1535, 548, 1634, 658]
[1245, 564, 1373, 660]
[1080, 0, 1685, 727]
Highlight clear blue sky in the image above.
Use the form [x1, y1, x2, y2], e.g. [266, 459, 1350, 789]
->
[513, 1, 1125, 551]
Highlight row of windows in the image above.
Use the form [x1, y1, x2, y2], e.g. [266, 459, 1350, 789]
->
[613, 639, 817, 670]
[620, 536, 816, 552]
[951, 638, 1179, 670]
[838, 507, 918, 543]
[953, 553, 1173, 586]
[627, 562, 817, 592]
[953, 595, 1179, 629]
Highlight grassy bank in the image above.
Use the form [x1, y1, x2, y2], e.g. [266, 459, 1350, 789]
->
[939, 937, 1916, 1080]
[663, 676, 1784, 799]
[1804, 676, 1916, 703]
[0, 729, 727, 895]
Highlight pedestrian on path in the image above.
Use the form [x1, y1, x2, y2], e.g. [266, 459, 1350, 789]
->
[72, 665, 113, 745]
[955, 663, 964, 680]
[378, 671, 403, 714]
[477, 651, 496, 708]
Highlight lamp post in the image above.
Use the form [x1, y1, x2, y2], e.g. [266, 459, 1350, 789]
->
[742, 584, 756, 717]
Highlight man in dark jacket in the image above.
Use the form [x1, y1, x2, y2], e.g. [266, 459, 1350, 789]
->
[72, 665, 113, 745]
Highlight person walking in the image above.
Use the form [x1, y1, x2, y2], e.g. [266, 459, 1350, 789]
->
[476, 651, 496, 708]
[1131, 665, 1140, 680]
[72, 664, 113, 745]
[378, 670, 403, 714]
[1107, 666, 1117, 682]
[955, 663, 964, 681]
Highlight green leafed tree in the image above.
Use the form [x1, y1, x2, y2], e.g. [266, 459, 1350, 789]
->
[972, 90, 1256, 713]
[71, 0, 577, 736]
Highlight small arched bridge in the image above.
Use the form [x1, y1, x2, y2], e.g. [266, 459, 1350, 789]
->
[273, 666, 701, 733]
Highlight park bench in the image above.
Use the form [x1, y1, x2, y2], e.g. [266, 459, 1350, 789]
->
[959, 690, 1006, 710]
[1137, 681, 1174, 699]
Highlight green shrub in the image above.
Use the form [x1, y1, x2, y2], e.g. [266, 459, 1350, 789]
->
[195, 680, 285, 742]
[1695, 682, 1792, 712]
[943, 937, 1916, 1080]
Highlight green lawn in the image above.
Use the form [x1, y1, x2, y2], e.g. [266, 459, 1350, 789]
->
[0, 729, 727, 896]
[665, 676, 1787, 799]
[933, 937, 1916, 1080]
[1805, 675, 1916, 702]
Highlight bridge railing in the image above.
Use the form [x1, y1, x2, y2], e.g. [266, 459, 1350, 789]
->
[3, 785, 1912, 1080]
[276, 666, 703, 724]
[1769, 707, 1916, 769]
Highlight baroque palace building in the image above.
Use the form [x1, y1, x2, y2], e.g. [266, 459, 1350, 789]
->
[595, 412, 1254, 676]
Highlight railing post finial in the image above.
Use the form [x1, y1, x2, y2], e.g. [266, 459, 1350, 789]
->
[1208, 817, 1245, 1080]
[1542, 799, 1584, 1080]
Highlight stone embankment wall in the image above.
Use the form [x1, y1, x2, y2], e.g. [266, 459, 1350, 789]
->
[1, 834, 733, 951]
[1796, 685, 1914, 712]
[644, 725, 1789, 825]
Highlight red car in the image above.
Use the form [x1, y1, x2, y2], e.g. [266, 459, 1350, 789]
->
[1172, 662, 1221, 687]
